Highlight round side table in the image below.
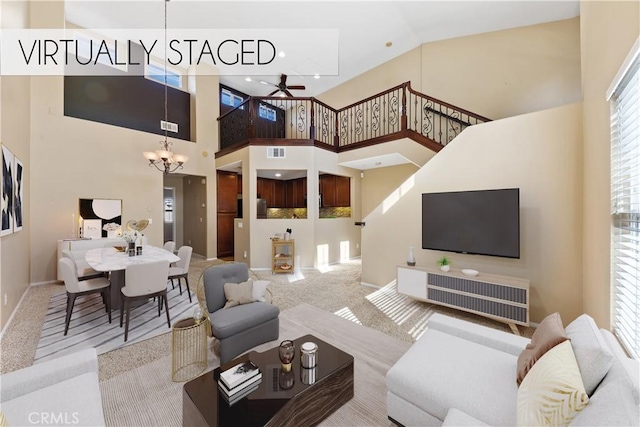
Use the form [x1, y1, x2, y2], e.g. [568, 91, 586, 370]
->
[172, 317, 207, 382]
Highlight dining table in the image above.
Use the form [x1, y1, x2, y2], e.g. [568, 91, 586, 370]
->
[85, 245, 180, 309]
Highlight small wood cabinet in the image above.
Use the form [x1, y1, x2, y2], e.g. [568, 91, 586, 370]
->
[319, 174, 350, 207]
[272, 239, 294, 274]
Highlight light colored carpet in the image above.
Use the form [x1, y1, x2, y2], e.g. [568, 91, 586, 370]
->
[100, 303, 410, 427]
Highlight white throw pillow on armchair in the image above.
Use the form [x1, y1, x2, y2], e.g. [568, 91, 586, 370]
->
[252, 280, 271, 302]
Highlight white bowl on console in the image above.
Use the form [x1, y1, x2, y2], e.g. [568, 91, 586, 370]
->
[461, 269, 479, 277]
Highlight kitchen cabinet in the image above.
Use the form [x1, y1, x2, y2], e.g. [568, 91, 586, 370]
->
[257, 177, 275, 208]
[285, 177, 306, 208]
[217, 171, 237, 213]
[294, 177, 307, 208]
[319, 174, 350, 207]
[320, 175, 336, 207]
[273, 180, 286, 208]
[335, 175, 350, 207]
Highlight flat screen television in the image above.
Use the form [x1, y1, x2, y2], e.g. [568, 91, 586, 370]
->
[421, 188, 520, 258]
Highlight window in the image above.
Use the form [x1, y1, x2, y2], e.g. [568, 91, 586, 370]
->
[221, 88, 244, 109]
[609, 37, 640, 359]
[259, 104, 277, 122]
[146, 62, 182, 89]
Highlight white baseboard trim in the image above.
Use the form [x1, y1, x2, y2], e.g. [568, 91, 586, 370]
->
[360, 281, 382, 289]
[30, 280, 59, 287]
[361, 277, 395, 289]
[205, 257, 219, 261]
[0, 286, 30, 341]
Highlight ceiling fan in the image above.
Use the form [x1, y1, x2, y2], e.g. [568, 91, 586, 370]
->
[265, 74, 306, 97]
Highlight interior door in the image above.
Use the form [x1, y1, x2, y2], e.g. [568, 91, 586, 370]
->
[163, 187, 175, 244]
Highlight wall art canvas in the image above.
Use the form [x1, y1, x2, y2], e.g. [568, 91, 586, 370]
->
[13, 156, 24, 232]
[1, 144, 15, 237]
[79, 198, 122, 238]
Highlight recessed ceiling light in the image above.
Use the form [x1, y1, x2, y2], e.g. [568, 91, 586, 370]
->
[260, 80, 269, 85]
[385, 41, 393, 48]
[278, 51, 286, 58]
[314, 74, 320, 79]
[245, 77, 252, 82]
[278, 93, 285, 97]
[275, 173, 282, 177]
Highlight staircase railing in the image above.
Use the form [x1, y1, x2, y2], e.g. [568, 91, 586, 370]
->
[405, 82, 491, 146]
[217, 82, 490, 154]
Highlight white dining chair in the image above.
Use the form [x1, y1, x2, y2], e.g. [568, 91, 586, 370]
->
[168, 246, 193, 303]
[163, 241, 176, 254]
[59, 257, 111, 336]
[120, 260, 171, 342]
[61, 250, 105, 281]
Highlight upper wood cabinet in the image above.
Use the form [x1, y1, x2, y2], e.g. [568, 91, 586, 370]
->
[257, 177, 275, 207]
[217, 171, 238, 213]
[273, 180, 286, 208]
[294, 177, 307, 208]
[335, 175, 350, 207]
[319, 174, 350, 207]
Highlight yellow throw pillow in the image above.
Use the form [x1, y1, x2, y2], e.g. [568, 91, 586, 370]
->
[517, 340, 589, 426]
[0, 410, 9, 427]
[223, 279, 254, 308]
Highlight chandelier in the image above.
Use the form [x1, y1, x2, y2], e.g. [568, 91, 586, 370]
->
[142, 0, 188, 174]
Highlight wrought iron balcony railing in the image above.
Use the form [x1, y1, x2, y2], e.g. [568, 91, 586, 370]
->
[216, 82, 491, 157]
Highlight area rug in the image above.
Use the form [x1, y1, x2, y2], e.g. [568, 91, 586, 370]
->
[34, 284, 198, 364]
[99, 303, 411, 427]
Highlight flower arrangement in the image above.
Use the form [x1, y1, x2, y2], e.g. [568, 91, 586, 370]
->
[121, 230, 140, 244]
[286, 228, 292, 235]
[102, 222, 120, 232]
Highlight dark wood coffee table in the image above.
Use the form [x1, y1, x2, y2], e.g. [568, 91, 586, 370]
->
[183, 334, 354, 426]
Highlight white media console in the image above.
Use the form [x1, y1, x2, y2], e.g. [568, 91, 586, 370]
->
[397, 265, 530, 334]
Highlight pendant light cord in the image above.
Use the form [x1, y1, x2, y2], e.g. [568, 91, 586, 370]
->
[164, 0, 168, 143]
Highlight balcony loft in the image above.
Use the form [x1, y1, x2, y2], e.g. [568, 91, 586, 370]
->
[216, 82, 491, 159]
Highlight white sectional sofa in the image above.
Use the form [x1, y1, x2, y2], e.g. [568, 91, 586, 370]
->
[387, 313, 639, 426]
[0, 348, 105, 426]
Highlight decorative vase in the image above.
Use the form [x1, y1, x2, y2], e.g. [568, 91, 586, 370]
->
[284, 232, 290, 241]
[440, 264, 450, 272]
[406, 246, 416, 266]
[107, 230, 117, 239]
[279, 340, 295, 372]
[128, 242, 135, 257]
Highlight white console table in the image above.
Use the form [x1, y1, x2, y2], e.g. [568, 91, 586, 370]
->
[397, 265, 529, 334]
[56, 238, 126, 281]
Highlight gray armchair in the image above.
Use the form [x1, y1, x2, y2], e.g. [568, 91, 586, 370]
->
[201, 263, 280, 363]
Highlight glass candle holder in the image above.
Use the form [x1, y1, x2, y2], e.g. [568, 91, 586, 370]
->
[278, 340, 295, 372]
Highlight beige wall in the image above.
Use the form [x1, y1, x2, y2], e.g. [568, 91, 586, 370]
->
[26, 2, 220, 283]
[581, 1, 640, 328]
[0, 1, 31, 331]
[227, 145, 362, 269]
[361, 104, 584, 324]
[319, 18, 581, 122]
[421, 18, 582, 120]
[361, 163, 419, 217]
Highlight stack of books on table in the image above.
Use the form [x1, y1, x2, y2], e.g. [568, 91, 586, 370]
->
[218, 361, 262, 405]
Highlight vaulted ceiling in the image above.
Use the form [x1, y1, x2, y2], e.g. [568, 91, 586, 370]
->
[65, 1, 580, 97]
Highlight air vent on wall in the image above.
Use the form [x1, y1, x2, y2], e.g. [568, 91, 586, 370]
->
[160, 120, 179, 133]
[267, 147, 286, 159]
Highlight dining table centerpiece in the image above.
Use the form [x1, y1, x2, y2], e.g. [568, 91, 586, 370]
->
[122, 230, 140, 256]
